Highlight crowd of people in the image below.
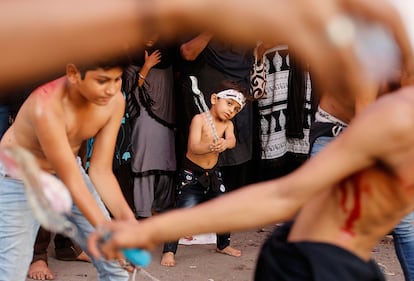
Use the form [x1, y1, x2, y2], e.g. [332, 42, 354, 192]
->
[1, 0, 414, 281]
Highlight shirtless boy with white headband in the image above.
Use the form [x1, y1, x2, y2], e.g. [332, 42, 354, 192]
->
[160, 80, 247, 267]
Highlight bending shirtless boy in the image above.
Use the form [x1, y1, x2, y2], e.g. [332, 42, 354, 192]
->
[0, 59, 135, 281]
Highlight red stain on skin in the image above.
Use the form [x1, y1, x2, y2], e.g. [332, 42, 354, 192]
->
[35, 79, 59, 97]
[41, 85, 52, 94]
[339, 180, 348, 213]
[339, 173, 369, 235]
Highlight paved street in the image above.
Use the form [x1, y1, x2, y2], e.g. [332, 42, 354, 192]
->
[25, 227, 405, 281]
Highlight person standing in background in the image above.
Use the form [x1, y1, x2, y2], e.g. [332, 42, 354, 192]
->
[309, 74, 414, 281]
[252, 43, 315, 181]
[123, 33, 177, 220]
[176, 33, 257, 192]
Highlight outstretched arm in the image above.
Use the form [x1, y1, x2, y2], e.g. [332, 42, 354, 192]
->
[0, 0, 142, 91]
[180, 32, 214, 61]
[1, 0, 413, 100]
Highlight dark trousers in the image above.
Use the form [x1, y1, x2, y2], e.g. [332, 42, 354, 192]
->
[32, 227, 82, 263]
[163, 168, 230, 254]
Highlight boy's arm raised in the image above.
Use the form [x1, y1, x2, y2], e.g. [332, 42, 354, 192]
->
[2, 0, 412, 102]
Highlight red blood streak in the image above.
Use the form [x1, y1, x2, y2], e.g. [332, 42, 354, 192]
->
[36, 79, 58, 97]
[339, 180, 348, 213]
[339, 173, 365, 235]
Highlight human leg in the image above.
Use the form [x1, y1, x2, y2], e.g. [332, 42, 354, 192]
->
[28, 227, 54, 280]
[152, 173, 175, 214]
[208, 177, 241, 257]
[69, 164, 129, 281]
[54, 234, 90, 262]
[0, 177, 40, 281]
[392, 211, 414, 281]
[215, 231, 234, 254]
[216, 232, 241, 257]
[113, 163, 135, 212]
[32, 227, 51, 264]
[161, 174, 202, 266]
[28, 260, 54, 280]
[133, 175, 155, 218]
[161, 233, 179, 266]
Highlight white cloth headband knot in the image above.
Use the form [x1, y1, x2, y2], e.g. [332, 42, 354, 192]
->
[216, 89, 246, 109]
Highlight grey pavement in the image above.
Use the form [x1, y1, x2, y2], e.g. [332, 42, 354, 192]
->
[26, 227, 404, 281]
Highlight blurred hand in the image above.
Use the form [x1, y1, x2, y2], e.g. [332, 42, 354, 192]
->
[144, 50, 162, 69]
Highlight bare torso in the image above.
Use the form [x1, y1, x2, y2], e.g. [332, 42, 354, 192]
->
[290, 88, 414, 261]
[186, 112, 232, 169]
[319, 91, 358, 123]
[289, 166, 414, 260]
[0, 77, 120, 173]
[318, 85, 379, 123]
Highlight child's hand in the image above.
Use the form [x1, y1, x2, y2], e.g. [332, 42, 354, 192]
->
[209, 138, 227, 153]
[144, 50, 161, 69]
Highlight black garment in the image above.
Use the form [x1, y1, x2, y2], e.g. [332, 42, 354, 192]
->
[255, 223, 385, 281]
[174, 38, 256, 189]
[124, 43, 178, 129]
[162, 158, 230, 254]
[203, 41, 253, 80]
[122, 66, 140, 125]
[113, 163, 135, 212]
[308, 121, 346, 155]
[181, 157, 221, 192]
[258, 153, 308, 181]
[285, 54, 307, 139]
[32, 227, 82, 263]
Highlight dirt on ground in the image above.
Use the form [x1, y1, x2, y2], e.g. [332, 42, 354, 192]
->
[26, 225, 405, 281]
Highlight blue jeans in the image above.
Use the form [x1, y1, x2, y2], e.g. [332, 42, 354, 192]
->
[310, 136, 333, 156]
[393, 212, 414, 281]
[311, 133, 414, 281]
[0, 162, 129, 281]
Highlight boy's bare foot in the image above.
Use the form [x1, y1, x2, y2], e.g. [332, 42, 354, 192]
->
[27, 260, 55, 280]
[216, 246, 242, 257]
[183, 235, 193, 241]
[160, 252, 176, 267]
[55, 250, 90, 262]
[75, 251, 91, 262]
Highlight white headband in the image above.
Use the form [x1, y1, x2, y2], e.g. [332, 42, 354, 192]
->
[216, 89, 246, 109]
